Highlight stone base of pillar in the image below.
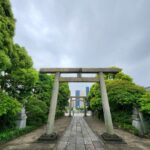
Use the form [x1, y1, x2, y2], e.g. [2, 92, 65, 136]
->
[38, 132, 58, 142]
[101, 132, 126, 144]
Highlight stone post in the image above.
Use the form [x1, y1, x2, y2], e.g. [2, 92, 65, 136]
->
[69, 98, 72, 117]
[16, 107, 27, 129]
[46, 72, 60, 135]
[132, 107, 146, 135]
[99, 72, 114, 135]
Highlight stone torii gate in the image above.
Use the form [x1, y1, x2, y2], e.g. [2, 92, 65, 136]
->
[40, 67, 120, 138]
[69, 96, 87, 117]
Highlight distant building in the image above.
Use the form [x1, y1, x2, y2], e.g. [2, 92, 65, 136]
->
[74, 87, 90, 109]
[86, 86, 90, 106]
[80, 90, 85, 108]
[86, 87, 90, 96]
[75, 90, 80, 108]
[145, 86, 150, 91]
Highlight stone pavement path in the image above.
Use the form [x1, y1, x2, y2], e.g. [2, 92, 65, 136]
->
[57, 116, 105, 150]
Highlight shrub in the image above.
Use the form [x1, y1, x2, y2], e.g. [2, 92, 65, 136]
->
[26, 96, 48, 125]
[138, 91, 150, 114]
[0, 91, 21, 130]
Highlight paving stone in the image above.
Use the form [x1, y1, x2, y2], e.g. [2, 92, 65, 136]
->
[76, 137, 84, 143]
[57, 142, 68, 148]
[66, 143, 76, 150]
[84, 137, 93, 144]
[85, 144, 95, 150]
[93, 141, 104, 148]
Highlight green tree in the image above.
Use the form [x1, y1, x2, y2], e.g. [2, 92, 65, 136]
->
[11, 44, 33, 70]
[0, 51, 11, 72]
[33, 74, 53, 106]
[10, 68, 38, 104]
[57, 82, 70, 117]
[26, 96, 48, 125]
[107, 80, 145, 108]
[0, 0, 38, 104]
[138, 91, 150, 114]
[115, 72, 133, 82]
[88, 71, 146, 129]
[0, 0, 39, 129]
[0, 91, 21, 116]
[0, 0, 15, 59]
[25, 74, 52, 125]
[88, 83, 102, 111]
[26, 74, 70, 124]
[0, 91, 21, 129]
[88, 71, 144, 111]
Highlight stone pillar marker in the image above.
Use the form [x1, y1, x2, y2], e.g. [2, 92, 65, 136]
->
[99, 72, 114, 135]
[46, 72, 60, 135]
[69, 98, 72, 117]
[16, 107, 27, 129]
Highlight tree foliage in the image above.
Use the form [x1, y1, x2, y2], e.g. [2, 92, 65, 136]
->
[33, 74, 53, 106]
[26, 96, 48, 125]
[107, 80, 145, 107]
[11, 44, 33, 70]
[26, 74, 70, 125]
[0, 0, 39, 103]
[0, 0, 14, 18]
[88, 71, 145, 111]
[88, 70, 148, 131]
[0, 91, 21, 129]
[0, 0, 15, 56]
[57, 82, 70, 117]
[0, 0, 39, 129]
[10, 68, 38, 103]
[88, 83, 101, 111]
[0, 51, 11, 71]
[115, 72, 133, 82]
[138, 91, 150, 114]
[0, 91, 21, 116]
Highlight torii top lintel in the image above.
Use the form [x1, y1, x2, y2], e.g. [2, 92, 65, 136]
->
[40, 68, 120, 74]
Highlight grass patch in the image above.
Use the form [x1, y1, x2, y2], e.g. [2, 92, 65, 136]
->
[0, 125, 40, 145]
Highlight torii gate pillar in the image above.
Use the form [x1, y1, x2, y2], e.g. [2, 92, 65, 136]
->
[46, 72, 60, 135]
[69, 98, 72, 117]
[99, 72, 114, 135]
[84, 98, 87, 117]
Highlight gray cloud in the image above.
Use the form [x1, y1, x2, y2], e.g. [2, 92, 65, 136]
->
[11, 0, 150, 92]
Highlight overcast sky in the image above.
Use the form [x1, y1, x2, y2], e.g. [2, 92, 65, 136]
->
[11, 0, 150, 94]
